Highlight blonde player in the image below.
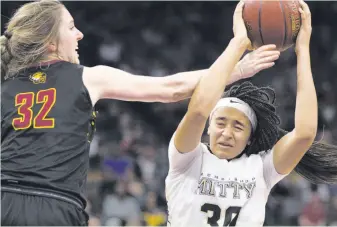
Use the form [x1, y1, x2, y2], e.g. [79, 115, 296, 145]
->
[166, 1, 336, 226]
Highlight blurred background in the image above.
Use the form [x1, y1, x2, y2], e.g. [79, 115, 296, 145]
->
[2, 1, 337, 226]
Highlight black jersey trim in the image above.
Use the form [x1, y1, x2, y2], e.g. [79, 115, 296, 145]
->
[2, 185, 85, 209]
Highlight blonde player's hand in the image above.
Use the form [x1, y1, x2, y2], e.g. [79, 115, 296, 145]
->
[237, 44, 280, 79]
[232, 1, 251, 48]
[295, 0, 312, 52]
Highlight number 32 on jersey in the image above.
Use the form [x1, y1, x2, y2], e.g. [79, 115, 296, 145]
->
[12, 88, 56, 130]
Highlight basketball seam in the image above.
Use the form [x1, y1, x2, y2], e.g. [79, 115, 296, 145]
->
[279, 1, 287, 49]
[258, 1, 265, 45]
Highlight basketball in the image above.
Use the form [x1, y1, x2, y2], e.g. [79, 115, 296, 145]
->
[243, 0, 301, 51]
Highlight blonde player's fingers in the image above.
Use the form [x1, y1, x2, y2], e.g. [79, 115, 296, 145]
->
[256, 62, 275, 72]
[255, 44, 277, 54]
[257, 50, 280, 58]
[256, 54, 279, 65]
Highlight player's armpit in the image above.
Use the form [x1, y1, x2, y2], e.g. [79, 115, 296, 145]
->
[272, 129, 315, 175]
[262, 149, 288, 189]
[168, 133, 203, 172]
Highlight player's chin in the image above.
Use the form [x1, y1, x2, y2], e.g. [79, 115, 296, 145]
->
[72, 57, 80, 65]
[214, 149, 233, 160]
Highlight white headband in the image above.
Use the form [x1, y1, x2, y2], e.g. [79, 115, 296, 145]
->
[209, 97, 257, 132]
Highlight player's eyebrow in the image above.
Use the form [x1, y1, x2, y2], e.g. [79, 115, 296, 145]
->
[234, 120, 245, 128]
[216, 116, 226, 121]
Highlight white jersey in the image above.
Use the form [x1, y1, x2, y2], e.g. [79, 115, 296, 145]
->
[165, 135, 288, 227]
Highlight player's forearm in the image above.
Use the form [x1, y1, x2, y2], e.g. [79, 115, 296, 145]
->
[187, 38, 248, 117]
[228, 63, 244, 85]
[167, 65, 243, 102]
[294, 47, 317, 138]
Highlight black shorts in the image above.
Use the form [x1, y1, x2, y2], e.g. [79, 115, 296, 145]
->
[1, 190, 88, 226]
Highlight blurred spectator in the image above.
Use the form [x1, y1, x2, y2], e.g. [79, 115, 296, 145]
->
[142, 191, 167, 226]
[327, 185, 337, 226]
[298, 184, 327, 226]
[136, 142, 157, 188]
[101, 180, 141, 226]
[86, 198, 102, 226]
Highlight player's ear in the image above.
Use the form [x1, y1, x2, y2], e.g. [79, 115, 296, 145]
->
[207, 126, 211, 135]
[48, 42, 57, 52]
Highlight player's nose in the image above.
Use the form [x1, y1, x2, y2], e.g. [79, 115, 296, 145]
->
[77, 29, 84, 41]
[221, 127, 233, 139]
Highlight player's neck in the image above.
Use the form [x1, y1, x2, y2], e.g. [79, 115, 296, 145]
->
[29, 59, 64, 68]
[207, 145, 244, 162]
[27, 54, 61, 67]
[45, 54, 63, 62]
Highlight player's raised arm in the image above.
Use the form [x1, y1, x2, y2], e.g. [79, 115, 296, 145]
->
[174, 1, 251, 153]
[272, 0, 317, 175]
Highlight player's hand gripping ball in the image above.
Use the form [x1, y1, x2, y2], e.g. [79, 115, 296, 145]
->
[243, 0, 301, 51]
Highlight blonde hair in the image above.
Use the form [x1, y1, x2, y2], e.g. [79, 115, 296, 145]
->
[1, 0, 64, 79]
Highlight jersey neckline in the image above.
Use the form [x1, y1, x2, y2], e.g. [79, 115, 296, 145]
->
[28, 59, 65, 69]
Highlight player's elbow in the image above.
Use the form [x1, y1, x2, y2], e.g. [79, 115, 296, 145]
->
[160, 89, 182, 103]
[293, 127, 317, 143]
[295, 121, 317, 140]
[171, 87, 189, 103]
[165, 76, 193, 103]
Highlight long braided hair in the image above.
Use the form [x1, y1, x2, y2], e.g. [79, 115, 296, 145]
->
[224, 81, 337, 184]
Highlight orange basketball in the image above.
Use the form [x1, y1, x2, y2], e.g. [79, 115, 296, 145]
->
[243, 0, 301, 51]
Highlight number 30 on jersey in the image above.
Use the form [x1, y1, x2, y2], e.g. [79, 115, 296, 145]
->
[201, 203, 241, 226]
[12, 88, 56, 130]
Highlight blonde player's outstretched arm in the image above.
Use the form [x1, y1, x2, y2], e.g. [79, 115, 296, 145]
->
[82, 46, 278, 106]
[83, 66, 203, 105]
[272, 0, 317, 175]
[174, 2, 250, 153]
